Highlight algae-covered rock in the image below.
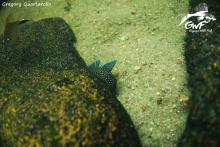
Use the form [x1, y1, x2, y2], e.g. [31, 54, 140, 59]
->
[178, 0, 220, 146]
[0, 18, 141, 146]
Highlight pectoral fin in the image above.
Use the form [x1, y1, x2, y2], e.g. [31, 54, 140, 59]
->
[88, 60, 101, 70]
[102, 60, 117, 72]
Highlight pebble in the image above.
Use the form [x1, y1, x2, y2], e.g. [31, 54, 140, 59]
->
[179, 95, 189, 103]
[157, 97, 163, 105]
[172, 104, 177, 109]
[176, 58, 183, 64]
[134, 65, 141, 73]
[131, 10, 136, 15]
[120, 36, 128, 41]
[141, 62, 147, 66]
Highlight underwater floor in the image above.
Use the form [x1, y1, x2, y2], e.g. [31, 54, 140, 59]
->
[0, 0, 190, 146]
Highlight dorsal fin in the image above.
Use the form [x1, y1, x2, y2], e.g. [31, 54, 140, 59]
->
[88, 60, 101, 70]
[102, 60, 116, 72]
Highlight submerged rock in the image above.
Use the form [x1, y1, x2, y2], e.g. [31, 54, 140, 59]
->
[0, 18, 141, 146]
[178, 1, 220, 146]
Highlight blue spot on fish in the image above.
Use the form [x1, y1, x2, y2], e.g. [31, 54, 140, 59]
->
[88, 60, 117, 88]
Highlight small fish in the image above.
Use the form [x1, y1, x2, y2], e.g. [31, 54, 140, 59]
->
[88, 60, 117, 88]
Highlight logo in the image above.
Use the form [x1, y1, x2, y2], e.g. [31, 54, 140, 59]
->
[179, 3, 216, 32]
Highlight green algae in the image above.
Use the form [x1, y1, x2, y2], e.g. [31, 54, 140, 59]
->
[0, 18, 141, 146]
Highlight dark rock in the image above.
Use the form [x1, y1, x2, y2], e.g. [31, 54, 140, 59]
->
[178, 0, 220, 146]
[0, 18, 141, 147]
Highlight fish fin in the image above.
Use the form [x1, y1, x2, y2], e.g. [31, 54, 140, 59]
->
[102, 60, 116, 72]
[88, 60, 101, 70]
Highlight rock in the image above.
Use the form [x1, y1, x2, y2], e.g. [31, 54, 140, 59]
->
[0, 18, 141, 146]
[134, 65, 141, 73]
[131, 10, 136, 15]
[178, 1, 220, 146]
[179, 95, 189, 104]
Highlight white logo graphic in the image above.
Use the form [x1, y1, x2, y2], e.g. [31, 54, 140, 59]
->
[179, 3, 216, 32]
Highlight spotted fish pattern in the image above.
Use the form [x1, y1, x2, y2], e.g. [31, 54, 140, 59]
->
[88, 60, 117, 88]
